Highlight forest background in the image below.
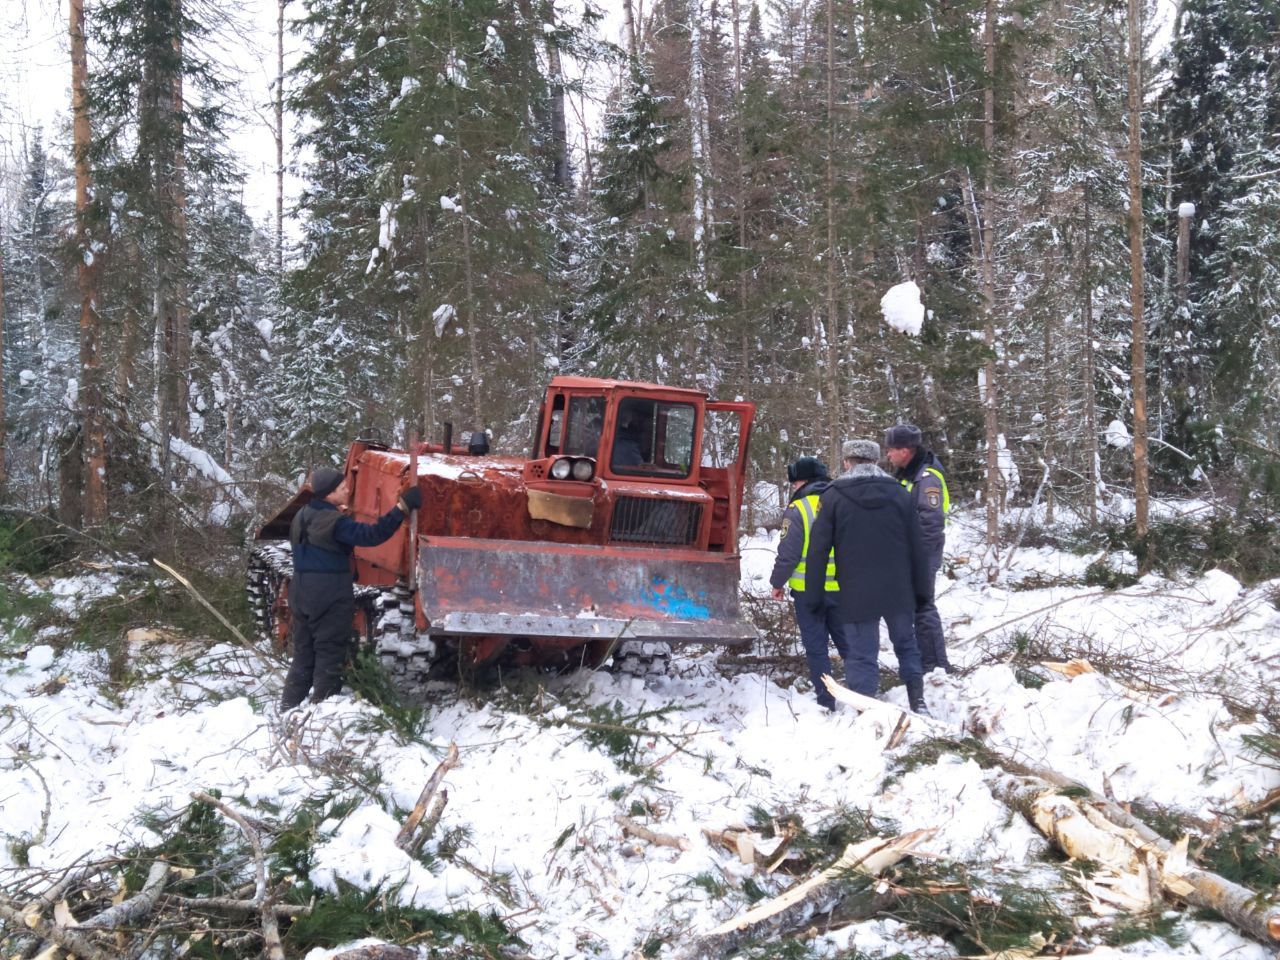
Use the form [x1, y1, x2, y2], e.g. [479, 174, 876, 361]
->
[1, 0, 1278, 574]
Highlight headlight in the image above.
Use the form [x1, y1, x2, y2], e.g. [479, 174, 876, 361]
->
[550, 458, 573, 480]
[571, 459, 594, 481]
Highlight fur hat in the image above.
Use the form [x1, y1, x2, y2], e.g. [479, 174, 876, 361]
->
[787, 456, 829, 483]
[310, 467, 345, 499]
[841, 439, 881, 462]
[883, 423, 923, 449]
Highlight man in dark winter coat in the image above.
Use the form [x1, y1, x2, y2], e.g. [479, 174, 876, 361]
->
[769, 456, 847, 711]
[885, 423, 952, 674]
[281, 467, 423, 709]
[805, 439, 931, 714]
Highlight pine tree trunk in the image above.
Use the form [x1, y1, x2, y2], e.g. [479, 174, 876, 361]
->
[823, 0, 842, 466]
[1126, 0, 1150, 544]
[1082, 182, 1100, 529]
[276, 0, 287, 276]
[71, 0, 107, 526]
[0, 229, 6, 494]
[546, 2, 570, 191]
[688, 0, 710, 285]
[171, 18, 190, 443]
[980, 0, 1001, 572]
[731, 0, 751, 401]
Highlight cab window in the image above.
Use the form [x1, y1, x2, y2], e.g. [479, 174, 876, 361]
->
[564, 396, 605, 458]
[611, 397, 697, 478]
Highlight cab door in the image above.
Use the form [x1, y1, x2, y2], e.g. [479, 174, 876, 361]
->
[700, 401, 755, 552]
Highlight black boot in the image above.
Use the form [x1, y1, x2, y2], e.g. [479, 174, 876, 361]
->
[906, 677, 931, 717]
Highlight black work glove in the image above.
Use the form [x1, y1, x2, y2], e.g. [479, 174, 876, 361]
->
[398, 486, 423, 513]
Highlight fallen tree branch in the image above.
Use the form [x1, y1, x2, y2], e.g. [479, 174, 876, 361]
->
[152, 559, 265, 660]
[395, 742, 460, 850]
[163, 894, 309, 917]
[79, 860, 170, 929]
[0, 900, 115, 960]
[615, 815, 690, 851]
[192, 790, 285, 959]
[681, 829, 935, 959]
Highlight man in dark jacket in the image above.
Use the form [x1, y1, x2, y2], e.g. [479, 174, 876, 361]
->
[805, 439, 931, 715]
[769, 456, 847, 711]
[281, 467, 423, 709]
[885, 423, 952, 674]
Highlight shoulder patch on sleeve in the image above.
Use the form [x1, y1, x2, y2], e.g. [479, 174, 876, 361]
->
[780, 518, 791, 539]
[925, 488, 942, 509]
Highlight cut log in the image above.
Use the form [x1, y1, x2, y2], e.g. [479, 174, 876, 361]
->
[615, 815, 690, 851]
[992, 763, 1280, 943]
[682, 829, 935, 959]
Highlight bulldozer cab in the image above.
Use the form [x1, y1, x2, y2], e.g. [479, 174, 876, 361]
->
[535, 378, 739, 481]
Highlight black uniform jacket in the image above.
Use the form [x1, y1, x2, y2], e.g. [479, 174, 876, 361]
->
[803, 474, 933, 623]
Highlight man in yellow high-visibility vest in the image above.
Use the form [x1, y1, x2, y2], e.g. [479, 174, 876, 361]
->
[885, 423, 953, 674]
[770, 456, 847, 711]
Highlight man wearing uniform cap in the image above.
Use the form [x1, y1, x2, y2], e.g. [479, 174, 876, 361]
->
[884, 423, 952, 674]
[281, 466, 423, 709]
[804, 439, 931, 715]
[769, 456, 847, 711]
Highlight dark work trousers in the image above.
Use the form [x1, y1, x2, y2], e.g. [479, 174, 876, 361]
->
[281, 572, 356, 709]
[793, 593, 849, 709]
[916, 545, 951, 673]
[842, 611, 923, 699]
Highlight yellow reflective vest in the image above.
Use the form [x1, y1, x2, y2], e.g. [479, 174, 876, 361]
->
[899, 465, 951, 525]
[787, 493, 838, 592]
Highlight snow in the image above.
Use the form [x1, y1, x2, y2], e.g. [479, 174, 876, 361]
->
[4, 512, 1280, 959]
[881, 280, 926, 336]
[432, 303, 457, 337]
[1106, 417, 1133, 448]
[1178, 201, 1197, 218]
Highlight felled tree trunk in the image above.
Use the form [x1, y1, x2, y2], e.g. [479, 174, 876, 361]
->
[993, 762, 1280, 944]
[678, 830, 935, 960]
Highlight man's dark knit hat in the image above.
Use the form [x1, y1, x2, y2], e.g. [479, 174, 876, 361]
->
[787, 456, 829, 483]
[884, 424, 923, 449]
[310, 467, 344, 499]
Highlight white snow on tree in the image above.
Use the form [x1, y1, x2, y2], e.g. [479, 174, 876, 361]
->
[1105, 418, 1132, 448]
[881, 281, 925, 336]
[433, 304, 458, 338]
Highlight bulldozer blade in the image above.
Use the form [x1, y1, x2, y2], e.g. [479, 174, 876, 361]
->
[417, 537, 757, 645]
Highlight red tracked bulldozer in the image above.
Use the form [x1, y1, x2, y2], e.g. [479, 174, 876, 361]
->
[248, 377, 757, 693]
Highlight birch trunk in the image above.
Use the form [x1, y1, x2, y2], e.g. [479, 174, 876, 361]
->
[688, 0, 711, 286]
[71, 0, 107, 526]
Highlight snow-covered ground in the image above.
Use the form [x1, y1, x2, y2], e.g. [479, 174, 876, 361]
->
[3, 508, 1279, 959]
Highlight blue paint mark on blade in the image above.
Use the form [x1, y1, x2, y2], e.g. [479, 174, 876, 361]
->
[644, 576, 711, 620]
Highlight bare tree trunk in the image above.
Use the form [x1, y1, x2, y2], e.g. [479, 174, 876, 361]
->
[979, 0, 1001, 572]
[545, 1, 570, 191]
[1126, 0, 1149, 544]
[823, 0, 842, 465]
[276, 0, 288, 276]
[1082, 182, 1100, 529]
[0, 229, 6, 494]
[688, 0, 711, 285]
[171, 18, 190, 443]
[456, 170, 482, 430]
[71, 0, 107, 526]
[731, 0, 751, 400]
